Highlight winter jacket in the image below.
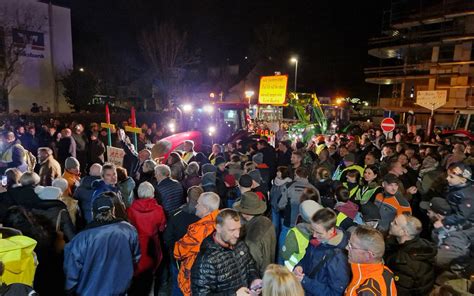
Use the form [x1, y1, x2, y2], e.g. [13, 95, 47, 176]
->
[63, 170, 80, 197]
[121, 141, 139, 179]
[155, 177, 184, 215]
[191, 235, 259, 295]
[226, 162, 243, 181]
[0, 235, 37, 287]
[30, 199, 76, 242]
[181, 175, 201, 192]
[297, 229, 350, 296]
[384, 237, 436, 295]
[73, 175, 100, 223]
[278, 178, 317, 227]
[315, 179, 336, 208]
[345, 263, 397, 296]
[243, 215, 276, 276]
[281, 222, 312, 271]
[163, 204, 200, 255]
[118, 177, 135, 208]
[432, 225, 471, 268]
[64, 220, 140, 296]
[6, 186, 42, 210]
[38, 156, 62, 186]
[170, 161, 186, 182]
[57, 137, 76, 168]
[87, 139, 105, 165]
[91, 180, 127, 220]
[127, 198, 166, 275]
[60, 194, 79, 226]
[174, 209, 219, 296]
[0, 142, 28, 173]
[374, 192, 412, 232]
[444, 182, 474, 227]
[355, 181, 382, 205]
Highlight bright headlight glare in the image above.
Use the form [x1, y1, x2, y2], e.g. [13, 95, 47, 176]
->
[182, 104, 193, 112]
[203, 105, 214, 113]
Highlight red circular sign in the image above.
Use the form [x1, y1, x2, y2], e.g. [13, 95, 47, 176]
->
[381, 117, 396, 133]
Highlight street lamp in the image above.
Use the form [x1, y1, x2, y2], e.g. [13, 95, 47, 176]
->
[290, 57, 298, 92]
[245, 90, 255, 105]
[79, 67, 85, 72]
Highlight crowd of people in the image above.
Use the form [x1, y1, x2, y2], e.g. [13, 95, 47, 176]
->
[0, 117, 472, 296]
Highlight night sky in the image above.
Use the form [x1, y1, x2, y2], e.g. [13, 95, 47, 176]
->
[64, 0, 391, 101]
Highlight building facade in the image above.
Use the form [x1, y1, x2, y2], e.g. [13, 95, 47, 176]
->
[0, 0, 72, 113]
[365, 0, 474, 126]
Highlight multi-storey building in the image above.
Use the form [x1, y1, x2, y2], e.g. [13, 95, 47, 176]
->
[365, 0, 474, 126]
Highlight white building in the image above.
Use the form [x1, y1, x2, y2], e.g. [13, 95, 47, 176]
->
[0, 0, 72, 113]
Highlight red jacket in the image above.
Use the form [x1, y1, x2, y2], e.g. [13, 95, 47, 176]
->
[127, 198, 167, 275]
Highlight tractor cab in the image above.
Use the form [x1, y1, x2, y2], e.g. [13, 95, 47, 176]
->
[442, 109, 474, 141]
[171, 101, 249, 144]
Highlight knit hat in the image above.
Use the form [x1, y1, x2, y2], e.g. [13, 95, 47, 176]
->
[248, 170, 263, 184]
[233, 192, 266, 215]
[201, 172, 216, 187]
[64, 157, 80, 170]
[420, 197, 453, 216]
[214, 157, 226, 167]
[343, 153, 355, 163]
[34, 186, 62, 200]
[224, 174, 236, 187]
[239, 174, 253, 188]
[202, 163, 217, 174]
[252, 153, 264, 165]
[299, 200, 323, 223]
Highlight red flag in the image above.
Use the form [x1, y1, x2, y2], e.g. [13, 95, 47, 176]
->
[131, 107, 136, 127]
[105, 104, 110, 123]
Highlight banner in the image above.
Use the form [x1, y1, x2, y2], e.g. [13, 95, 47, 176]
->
[416, 90, 447, 110]
[106, 146, 125, 167]
[258, 75, 288, 105]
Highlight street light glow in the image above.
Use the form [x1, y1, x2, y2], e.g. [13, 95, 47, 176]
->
[245, 90, 254, 98]
[79, 67, 84, 72]
[290, 57, 298, 63]
[203, 105, 214, 113]
[182, 104, 193, 112]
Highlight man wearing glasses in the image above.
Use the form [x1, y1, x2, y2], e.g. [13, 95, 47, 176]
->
[345, 225, 397, 296]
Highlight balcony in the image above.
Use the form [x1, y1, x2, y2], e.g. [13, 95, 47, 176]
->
[389, 0, 474, 29]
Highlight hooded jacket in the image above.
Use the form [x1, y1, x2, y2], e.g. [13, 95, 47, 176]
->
[278, 178, 317, 227]
[297, 229, 350, 296]
[270, 177, 293, 211]
[64, 220, 140, 296]
[73, 175, 101, 223]
[118, 177, 135, 208]
[345, 263, 397, 296]
[38, 155, 62, 186]
[174, 209, 219, 296]
[127, 198, 166, 275]
[384, 237, 437, 295]
[374, 192, 412, 232]
[243, 215, 276, 276]
[444, 182, 474, 227]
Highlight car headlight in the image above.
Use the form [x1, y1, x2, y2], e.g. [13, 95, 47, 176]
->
[182, 104, 193, 112]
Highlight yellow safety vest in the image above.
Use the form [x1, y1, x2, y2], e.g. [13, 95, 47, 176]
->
[284, 227, 310, 271]
[356, 186, 381, 204]
[336, 212, 349, 227]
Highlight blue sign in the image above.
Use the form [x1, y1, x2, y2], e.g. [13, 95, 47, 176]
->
[12, 29, 44, 51]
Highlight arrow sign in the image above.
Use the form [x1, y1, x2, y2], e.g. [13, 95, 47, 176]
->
[381, 117, 396, 133]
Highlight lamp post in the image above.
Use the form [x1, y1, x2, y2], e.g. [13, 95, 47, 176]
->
[245, 90, 254, 105]
[290, 57, 298, 93]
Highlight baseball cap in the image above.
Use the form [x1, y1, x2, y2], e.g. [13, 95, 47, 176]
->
[93, 194, 114, 213]
[419, 197, 452, 216]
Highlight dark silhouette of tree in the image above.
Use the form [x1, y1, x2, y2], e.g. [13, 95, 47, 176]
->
[61, 69, 98, 112]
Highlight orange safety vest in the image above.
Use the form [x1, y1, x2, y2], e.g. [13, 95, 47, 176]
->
[345, 263, 397, 296]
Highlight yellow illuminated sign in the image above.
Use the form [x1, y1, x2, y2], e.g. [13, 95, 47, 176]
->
[258, 75, 288, 105]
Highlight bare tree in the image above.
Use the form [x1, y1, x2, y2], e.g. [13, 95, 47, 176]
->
[249, 23, 289, 62]
[139, 21, 199, 109]
[0, 2, 46, 112]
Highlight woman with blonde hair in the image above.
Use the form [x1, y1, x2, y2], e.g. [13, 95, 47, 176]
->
[262, 264, 304, 296]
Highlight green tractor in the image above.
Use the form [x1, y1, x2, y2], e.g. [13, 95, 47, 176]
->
[287, 92, 328, 143]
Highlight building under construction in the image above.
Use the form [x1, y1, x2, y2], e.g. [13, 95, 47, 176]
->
[365, 0, 474, 126]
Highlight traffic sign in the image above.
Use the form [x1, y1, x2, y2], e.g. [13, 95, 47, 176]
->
[381, 117, 396, 133]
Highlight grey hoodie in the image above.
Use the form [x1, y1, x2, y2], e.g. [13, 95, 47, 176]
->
[278, 178, 317, 227]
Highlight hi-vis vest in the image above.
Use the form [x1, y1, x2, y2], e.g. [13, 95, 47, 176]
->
[356, 186, 381, 204]
[315, 144, 326, 156]
[0, 235, 38, 286]
[342, 182, 361, 199]
[1, 144, 26, 164]
[284, 227, 310, 271]
[332, 165, 364, 181]
[182, 151, 195, 164]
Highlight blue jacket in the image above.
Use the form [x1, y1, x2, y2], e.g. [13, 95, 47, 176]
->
[154, 177, 184, 215]
[91, 179, 120, 201]
[297, 229, 350, 296]
[64, 220, 140, 295]
[73, 176, 101, 223]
